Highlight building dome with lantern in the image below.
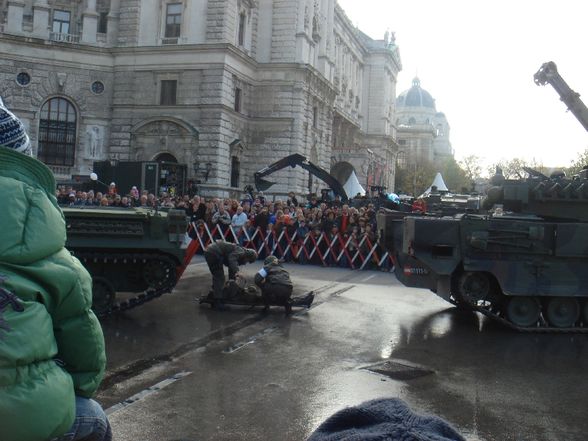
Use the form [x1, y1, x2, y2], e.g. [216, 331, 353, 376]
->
[395, 77, 453, 164]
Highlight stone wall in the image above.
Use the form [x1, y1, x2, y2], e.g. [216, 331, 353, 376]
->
[0, 0, 402, 197]
[117, 0, 141, 46]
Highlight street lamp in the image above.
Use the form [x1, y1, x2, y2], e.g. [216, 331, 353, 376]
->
[192, 161, 213, 181]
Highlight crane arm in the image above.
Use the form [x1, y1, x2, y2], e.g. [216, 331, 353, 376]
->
[254, 153, 348, 200]
[534, 61, 588, 132]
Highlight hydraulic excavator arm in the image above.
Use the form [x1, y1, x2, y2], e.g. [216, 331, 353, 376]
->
[254, 153, 348, 201]
[534, 61, 588, 132]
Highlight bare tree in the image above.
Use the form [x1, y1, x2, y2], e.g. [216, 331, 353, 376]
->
[458, 155, 482, 182]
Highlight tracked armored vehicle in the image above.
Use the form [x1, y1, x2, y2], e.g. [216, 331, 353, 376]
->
[63, 206, 187, 317]
[377, 62, 588, 332]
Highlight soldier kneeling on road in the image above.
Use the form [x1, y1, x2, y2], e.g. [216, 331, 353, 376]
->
[203, 240, 257, 310]
[254, 256, 314, 314]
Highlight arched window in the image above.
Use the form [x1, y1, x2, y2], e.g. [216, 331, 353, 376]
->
[408, 117, 416, 125]
[38, 97, 77, 166]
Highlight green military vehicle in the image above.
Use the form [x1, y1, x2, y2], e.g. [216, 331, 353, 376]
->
[377, 62, 588, 332]
[62, 206, 187, 317]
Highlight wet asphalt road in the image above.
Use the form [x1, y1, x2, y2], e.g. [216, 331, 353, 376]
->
[96, 258, 588, 441]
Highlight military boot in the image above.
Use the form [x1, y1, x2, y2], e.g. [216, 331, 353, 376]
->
[290, 292, 314, 309]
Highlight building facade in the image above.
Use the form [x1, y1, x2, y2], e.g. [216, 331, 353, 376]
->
[395, 77, 453, 168]
[0, 0, 401, 198]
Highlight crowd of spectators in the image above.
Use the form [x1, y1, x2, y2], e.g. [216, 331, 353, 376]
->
[56, 184, 390, 269]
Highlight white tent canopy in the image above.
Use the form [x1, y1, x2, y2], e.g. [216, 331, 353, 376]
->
[343, 170, 366, 197]
[423, 172, 449, 195]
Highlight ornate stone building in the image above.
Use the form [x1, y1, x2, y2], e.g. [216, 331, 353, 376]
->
[395, 77, 453, 169]
[0, 0, 401, 197]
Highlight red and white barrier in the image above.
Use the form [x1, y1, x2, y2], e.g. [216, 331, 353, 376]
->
[183, 222, 395, 271]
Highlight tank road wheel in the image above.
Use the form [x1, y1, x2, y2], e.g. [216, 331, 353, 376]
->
[546, 297, 580, 328]
[92, 276, 115, 315]
[142, 258, 176, 291]
[506, 297, 540, 328]
[457, 272, 491, 306]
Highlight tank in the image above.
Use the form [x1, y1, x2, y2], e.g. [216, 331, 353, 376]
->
[378, 61, 588, 332]
[62, 206, 188, 317]
[378, 167, 588, 332]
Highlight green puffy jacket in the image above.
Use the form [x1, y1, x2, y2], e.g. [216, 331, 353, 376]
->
[0, 147, 106, 441]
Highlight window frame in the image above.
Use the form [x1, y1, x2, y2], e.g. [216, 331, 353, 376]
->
[234, 87, 242, 113]
[97, 12, 108, 34]
[52, 9, 71, 34]
[237, 12, 246, 46]
[38, 97, 77, 167]
[230, 155, 240, 188]
[160, 80, 178, 106]
[164, 2, 182, 39]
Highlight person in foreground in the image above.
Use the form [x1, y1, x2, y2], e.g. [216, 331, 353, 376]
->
[307, 397, 465, 441]
[0, 99, 110, 441]
[203, 240, 258, 309]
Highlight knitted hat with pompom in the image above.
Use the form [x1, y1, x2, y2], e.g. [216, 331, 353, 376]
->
[0, 97, 31, 155]
[0, 98, 55, 195]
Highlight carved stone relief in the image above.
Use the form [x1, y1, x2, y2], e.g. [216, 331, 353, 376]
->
[85, 125, 103, 159]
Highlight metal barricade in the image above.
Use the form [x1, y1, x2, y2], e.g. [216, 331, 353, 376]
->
[184, 222, 394, 271]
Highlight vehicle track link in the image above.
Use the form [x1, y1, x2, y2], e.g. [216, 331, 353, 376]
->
[71, 251, 178, 319]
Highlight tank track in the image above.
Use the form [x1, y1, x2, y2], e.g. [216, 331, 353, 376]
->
[449, 296, 588, 334]
[71, 251, 178, 319]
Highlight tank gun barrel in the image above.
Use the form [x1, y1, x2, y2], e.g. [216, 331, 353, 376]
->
[534, 61, 588, 132]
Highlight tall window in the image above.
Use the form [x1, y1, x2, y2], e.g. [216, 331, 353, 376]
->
[98, 12, 108, 33]
[160, 80, 177, 105]
[52, 10, 71, 34]
[165, 3, 182, 38]
[234, 87, 242, 112]
[237, 12, 246, 46]
[231, 156, 240, 188]
[38, 98, 77, 166]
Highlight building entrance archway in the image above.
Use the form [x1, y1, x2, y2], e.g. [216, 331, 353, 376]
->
[154, 152, 186, 196]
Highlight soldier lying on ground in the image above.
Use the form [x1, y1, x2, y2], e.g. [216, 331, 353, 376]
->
[203, 240, 257, 310]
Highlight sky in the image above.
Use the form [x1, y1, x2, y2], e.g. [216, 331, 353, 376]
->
[337, 0, 588, 170]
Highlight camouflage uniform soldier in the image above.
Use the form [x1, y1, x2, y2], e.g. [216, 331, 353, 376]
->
[254, 256, 295, 313]
[203, 240, 257, 309]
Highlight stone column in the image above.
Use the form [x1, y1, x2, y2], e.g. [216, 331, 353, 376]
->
[296, 0, 306, 34]
[81, 0, 99, 44]
[318, 0, 328, 55]
[107, 0, 121, 45]
[327, 0, 335, 58]
[6, 0, 25, 34]
[32, 0, 50, 39]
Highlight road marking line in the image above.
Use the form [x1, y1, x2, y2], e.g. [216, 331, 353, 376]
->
[105, 371, 192, 416]
[360, 274, 376, 282]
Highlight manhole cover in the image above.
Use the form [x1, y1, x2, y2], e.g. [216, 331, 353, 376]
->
[364, 359, 434, 381]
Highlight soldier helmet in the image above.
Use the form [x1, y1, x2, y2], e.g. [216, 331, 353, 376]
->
[264, 255, 279, 266]
[244, 248, 258, 263]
